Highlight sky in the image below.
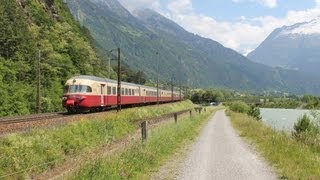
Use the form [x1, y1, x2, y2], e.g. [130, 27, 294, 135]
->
[118, 0, 320, 55]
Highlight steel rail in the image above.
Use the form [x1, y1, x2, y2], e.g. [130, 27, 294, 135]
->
[0, 113, 65, 125]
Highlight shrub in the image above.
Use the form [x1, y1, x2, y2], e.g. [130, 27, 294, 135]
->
[293, 112, 320, 150]
[293, 114, 312, 138]
[229, 101, 250, 113]
[247, 105, 261, 120]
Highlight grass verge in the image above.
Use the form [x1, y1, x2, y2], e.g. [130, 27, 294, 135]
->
[71, 107, 221, 179]
[0, 101, 194, 179]
[228, 111, 320, 179]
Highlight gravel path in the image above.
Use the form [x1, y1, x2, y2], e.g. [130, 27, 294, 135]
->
[177, 110, 277, 180]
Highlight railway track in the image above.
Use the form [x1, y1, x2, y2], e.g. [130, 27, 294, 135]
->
[0, 113, 66, 125]
[0, 103, 182, 135]
[0, 110, 117, 135]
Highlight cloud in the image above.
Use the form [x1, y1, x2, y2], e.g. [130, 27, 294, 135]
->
[232, 0, 277, 8]
[167, 0, 193, 14]
[118, 0, 161, 12]
[164, 0, 320, 54]
[166, 12, 267, 54]
[261, 0, 277, 8]
[118, 0, 320, 55]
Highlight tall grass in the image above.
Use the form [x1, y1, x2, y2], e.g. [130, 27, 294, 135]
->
[72, 107, 219, 179]
[293, 113, 320, 152]
[228, 111, 320, 179]
[0, 101, 194, 178]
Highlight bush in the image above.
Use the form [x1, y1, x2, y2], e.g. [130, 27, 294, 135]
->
[293, 113, 320, 150]
[293, 114, 312, 137]
[247, 105, 261, 120]
[229, 101, 250, 113]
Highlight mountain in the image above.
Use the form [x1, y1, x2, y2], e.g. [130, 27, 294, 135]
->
[65, 0, 320, 94]
[0, 0, 109, 116]
[248, 18, 320, 75]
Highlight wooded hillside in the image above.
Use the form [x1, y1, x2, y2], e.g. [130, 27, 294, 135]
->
[0, 0, 109, 116]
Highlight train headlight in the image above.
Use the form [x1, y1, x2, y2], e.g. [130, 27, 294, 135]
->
[62, 97, 67, 101]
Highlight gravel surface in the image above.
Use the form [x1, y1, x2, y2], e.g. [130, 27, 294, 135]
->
[177, 110, 277, 180]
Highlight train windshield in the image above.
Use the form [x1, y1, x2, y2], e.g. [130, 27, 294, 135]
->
[65, 85, 92, 93]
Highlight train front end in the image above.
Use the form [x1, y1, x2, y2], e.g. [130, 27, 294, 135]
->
[62, 77, 93, 113]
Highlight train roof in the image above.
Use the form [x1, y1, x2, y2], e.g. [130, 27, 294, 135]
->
[69, 75, 162, 91]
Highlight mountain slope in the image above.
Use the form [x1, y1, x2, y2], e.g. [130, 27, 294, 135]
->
[248, 18, 320, 75]
[0, 0, 108, 116]
[66, 0, 320, 94]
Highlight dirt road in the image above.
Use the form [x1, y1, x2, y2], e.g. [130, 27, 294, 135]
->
[177, 110, 277, 180]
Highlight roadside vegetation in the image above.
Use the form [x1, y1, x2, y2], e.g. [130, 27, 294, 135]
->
[71, 107, 220, 179]
[227, 110, 320, 179]
[226, 101, 261, 120]
[292, 113, 320, 151]
[0, 101, 193, 179]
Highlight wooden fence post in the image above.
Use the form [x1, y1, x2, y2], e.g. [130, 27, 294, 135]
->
[141, 121, 148, 142]
[189, 110, 192, 118]
[174, 113, 178, 123]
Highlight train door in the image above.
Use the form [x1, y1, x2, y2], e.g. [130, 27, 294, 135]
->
[138, 86, 141, 103]
[100, 84, 105, 106]
[143, 89, 146, 103]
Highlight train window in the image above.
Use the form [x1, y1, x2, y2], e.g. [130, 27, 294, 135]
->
[121, 88, 124, 95]
[68, 85, 77, 93]
[129, 89, 132, 95]
[68, 85, 92, 93]
[132, 89, 135, 96]
[107, 86, 111, 95]
[84, 86, 92, 93]
[112, 87, 116, 95]
[125, 88, 128, 95]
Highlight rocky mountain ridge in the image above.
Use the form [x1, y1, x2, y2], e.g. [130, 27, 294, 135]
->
[248, 17, 320, 76]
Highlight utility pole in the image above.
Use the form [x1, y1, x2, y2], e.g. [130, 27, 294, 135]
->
[184, 86, 188, 99]
[156, 52, 159, 105]
[117, 48, 121, 112]
[108, 57, 111, 79]
[179, 81, 182, 100]
[171, 75, 174, 101]
[36, 50, 41, 113]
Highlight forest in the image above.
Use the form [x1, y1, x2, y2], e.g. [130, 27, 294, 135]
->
[0, 0, 145, 116]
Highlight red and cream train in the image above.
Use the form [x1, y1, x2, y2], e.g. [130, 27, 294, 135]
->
[62, 75, 182, 113]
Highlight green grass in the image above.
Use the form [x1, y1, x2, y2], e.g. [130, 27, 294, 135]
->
[71, 107, 220, 179]
[228, 111, 320, 179]
[0, 101, 194, 179]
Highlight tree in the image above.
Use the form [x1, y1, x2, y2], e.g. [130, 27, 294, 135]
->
[247, 105, 261, 120]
